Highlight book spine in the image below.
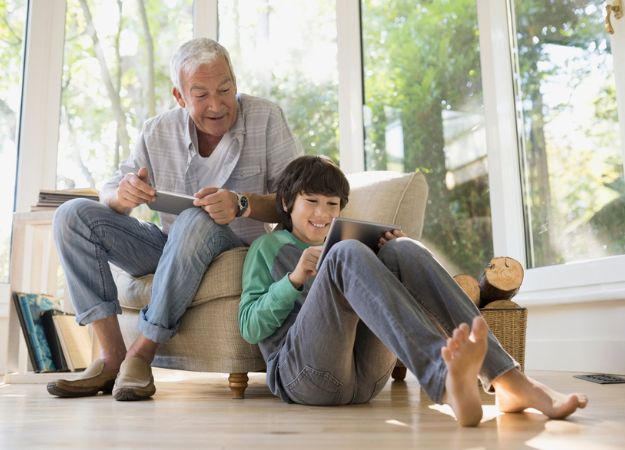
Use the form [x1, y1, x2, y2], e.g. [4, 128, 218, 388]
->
[17, 294, 57, 372]
[12, 294, 40, 372]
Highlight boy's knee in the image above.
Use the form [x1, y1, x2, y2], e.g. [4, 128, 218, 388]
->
[378, 237, 431, 263]
[329, 239, 373, 260]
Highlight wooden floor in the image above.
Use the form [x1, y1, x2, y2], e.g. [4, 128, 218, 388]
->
[0, 369, 623, 449]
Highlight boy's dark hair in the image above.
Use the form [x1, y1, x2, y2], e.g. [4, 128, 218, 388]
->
[275, 155, 350, 232]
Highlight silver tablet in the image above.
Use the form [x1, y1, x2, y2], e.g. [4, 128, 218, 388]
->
[315, 217, 399, 270]
[148, 190, 196, 215]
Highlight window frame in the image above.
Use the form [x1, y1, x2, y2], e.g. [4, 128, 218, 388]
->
[477, 0, 625, 306]
[11, 0, 625, 310]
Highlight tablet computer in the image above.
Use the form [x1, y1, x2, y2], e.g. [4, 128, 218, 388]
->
[148, 190, 196, 215]
[316, 217, 399, 270]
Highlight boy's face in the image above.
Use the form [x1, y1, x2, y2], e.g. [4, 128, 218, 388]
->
[289, 192, 341, 245]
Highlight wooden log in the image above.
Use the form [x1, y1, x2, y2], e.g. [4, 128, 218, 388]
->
[453, 274, 480, 306]
[479, 257, 524, 307]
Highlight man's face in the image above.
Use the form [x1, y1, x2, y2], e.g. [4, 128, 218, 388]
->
[173, 55, 238, 139]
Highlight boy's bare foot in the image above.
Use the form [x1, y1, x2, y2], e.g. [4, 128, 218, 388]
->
[493, 369, 588, 419]
[441, 316, 489, 427]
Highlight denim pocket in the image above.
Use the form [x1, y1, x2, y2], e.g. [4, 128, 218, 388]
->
[367, 369, 393, 402]
[285, 365, 343, 406]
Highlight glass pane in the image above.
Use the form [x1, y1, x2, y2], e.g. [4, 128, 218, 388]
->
[0, 0, 27, 283]
[218, 0, 339, 161]
[57, 0, 193, 191]
[513, 0, 625, 267]
[361, 0, 492, 276]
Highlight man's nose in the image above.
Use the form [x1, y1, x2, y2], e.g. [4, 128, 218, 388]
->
[205, 95, 221, 111]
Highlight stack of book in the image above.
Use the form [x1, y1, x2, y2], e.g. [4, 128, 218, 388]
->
[12, 292, 92, 373]
[32, 188, 99, 211]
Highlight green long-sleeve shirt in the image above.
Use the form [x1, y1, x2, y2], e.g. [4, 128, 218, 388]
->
[239, 230, 317, 401]
[239, 230, 312, 345]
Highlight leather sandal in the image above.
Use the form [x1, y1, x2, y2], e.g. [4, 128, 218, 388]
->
[112, 356, 156, 401]
[47, 359, 118, 397]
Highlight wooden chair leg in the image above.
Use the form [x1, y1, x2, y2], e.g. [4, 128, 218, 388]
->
[392, 361, 407, 381]
[228, 372, 249, 399]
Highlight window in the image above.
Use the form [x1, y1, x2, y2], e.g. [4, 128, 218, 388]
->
[56, 0, 193, 191]
[513, 0, 625, 268]
[0, 0, 27, 282]
[217, 0, 339, 161]
[361, 0, 491, 276]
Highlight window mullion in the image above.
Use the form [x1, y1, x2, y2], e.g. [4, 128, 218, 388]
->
[336, 0, 364, 173]
[15, 0, 66, 212]
[477, 0, 526, 265]
[194, 0, 218, 40]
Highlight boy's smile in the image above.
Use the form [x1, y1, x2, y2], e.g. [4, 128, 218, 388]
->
[289, 193, 341, 245]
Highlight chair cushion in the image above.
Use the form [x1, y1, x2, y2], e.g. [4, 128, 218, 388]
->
[342, 171, 428, 239]
[113, 247, 248, 310]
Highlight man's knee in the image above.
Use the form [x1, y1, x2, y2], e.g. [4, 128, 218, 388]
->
[168, 207, 239, 254]
[171, 207, 219, 239]
[53, 198, 105, 239]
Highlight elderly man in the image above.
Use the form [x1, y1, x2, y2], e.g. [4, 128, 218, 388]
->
[48, 38, 302, 401]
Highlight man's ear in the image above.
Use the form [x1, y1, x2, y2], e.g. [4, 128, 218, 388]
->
[172, 87, 186, 108]
[282, 200, 288, 212]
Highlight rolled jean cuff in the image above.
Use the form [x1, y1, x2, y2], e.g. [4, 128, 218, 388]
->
[75, 302, 121, 326]
[138, 307, 175, 344]
[479, 361, 519, 394]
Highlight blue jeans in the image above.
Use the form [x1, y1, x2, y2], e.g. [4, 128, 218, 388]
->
[275, 238, 517, 405]
[53, 198, 244, 343]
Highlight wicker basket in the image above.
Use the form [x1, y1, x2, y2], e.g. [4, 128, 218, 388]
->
[480, 299, 527, 371]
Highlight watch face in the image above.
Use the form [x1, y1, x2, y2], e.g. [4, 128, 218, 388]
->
[237, 193, 249, 217]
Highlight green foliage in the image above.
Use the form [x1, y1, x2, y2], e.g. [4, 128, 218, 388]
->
[0, 0, 26, 282]
[58, 0, 192, 190]
[362, 0, 624, 272]
[362, 0, 489, 275]
[270, 73, 339, 162]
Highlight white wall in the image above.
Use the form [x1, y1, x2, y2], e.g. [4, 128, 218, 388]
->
[525, 300, 625, 374]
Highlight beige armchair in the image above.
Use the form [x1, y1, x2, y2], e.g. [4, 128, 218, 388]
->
[112, 171, 429, 398]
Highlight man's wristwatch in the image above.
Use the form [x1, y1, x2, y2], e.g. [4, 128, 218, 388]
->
[235, 192, 249, 217]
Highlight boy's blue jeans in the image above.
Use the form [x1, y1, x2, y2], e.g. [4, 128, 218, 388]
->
[52, 198, 244, 344]
[275, 238, 518, 405]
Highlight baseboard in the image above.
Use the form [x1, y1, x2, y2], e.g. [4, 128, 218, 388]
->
[525, 339, 625, 374]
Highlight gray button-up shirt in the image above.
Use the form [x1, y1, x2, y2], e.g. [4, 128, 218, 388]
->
[101, 93, 303, 244]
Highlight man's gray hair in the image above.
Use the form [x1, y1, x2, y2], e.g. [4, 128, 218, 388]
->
[170, 37, 237, 91]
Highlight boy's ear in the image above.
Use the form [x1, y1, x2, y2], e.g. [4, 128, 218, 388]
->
[282, 200, 288, 212]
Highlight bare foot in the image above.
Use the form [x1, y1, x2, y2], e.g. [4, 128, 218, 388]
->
[493, 369, 588, 419]
[441, 316, 489, 427]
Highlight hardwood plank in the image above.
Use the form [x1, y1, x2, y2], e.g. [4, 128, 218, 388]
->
[0, 370, 622, 449]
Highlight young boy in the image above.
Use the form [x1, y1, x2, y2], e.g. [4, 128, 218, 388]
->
[239, 155, 587, 426]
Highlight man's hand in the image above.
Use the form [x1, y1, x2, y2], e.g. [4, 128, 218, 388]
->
[194, 188, 239, 224]
[288, 246, 322, 288]
[109, 167, 155, 214]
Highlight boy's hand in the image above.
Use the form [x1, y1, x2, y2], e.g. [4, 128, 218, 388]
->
[288, 246, 322, 288]
[378, 229, 405, 247]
